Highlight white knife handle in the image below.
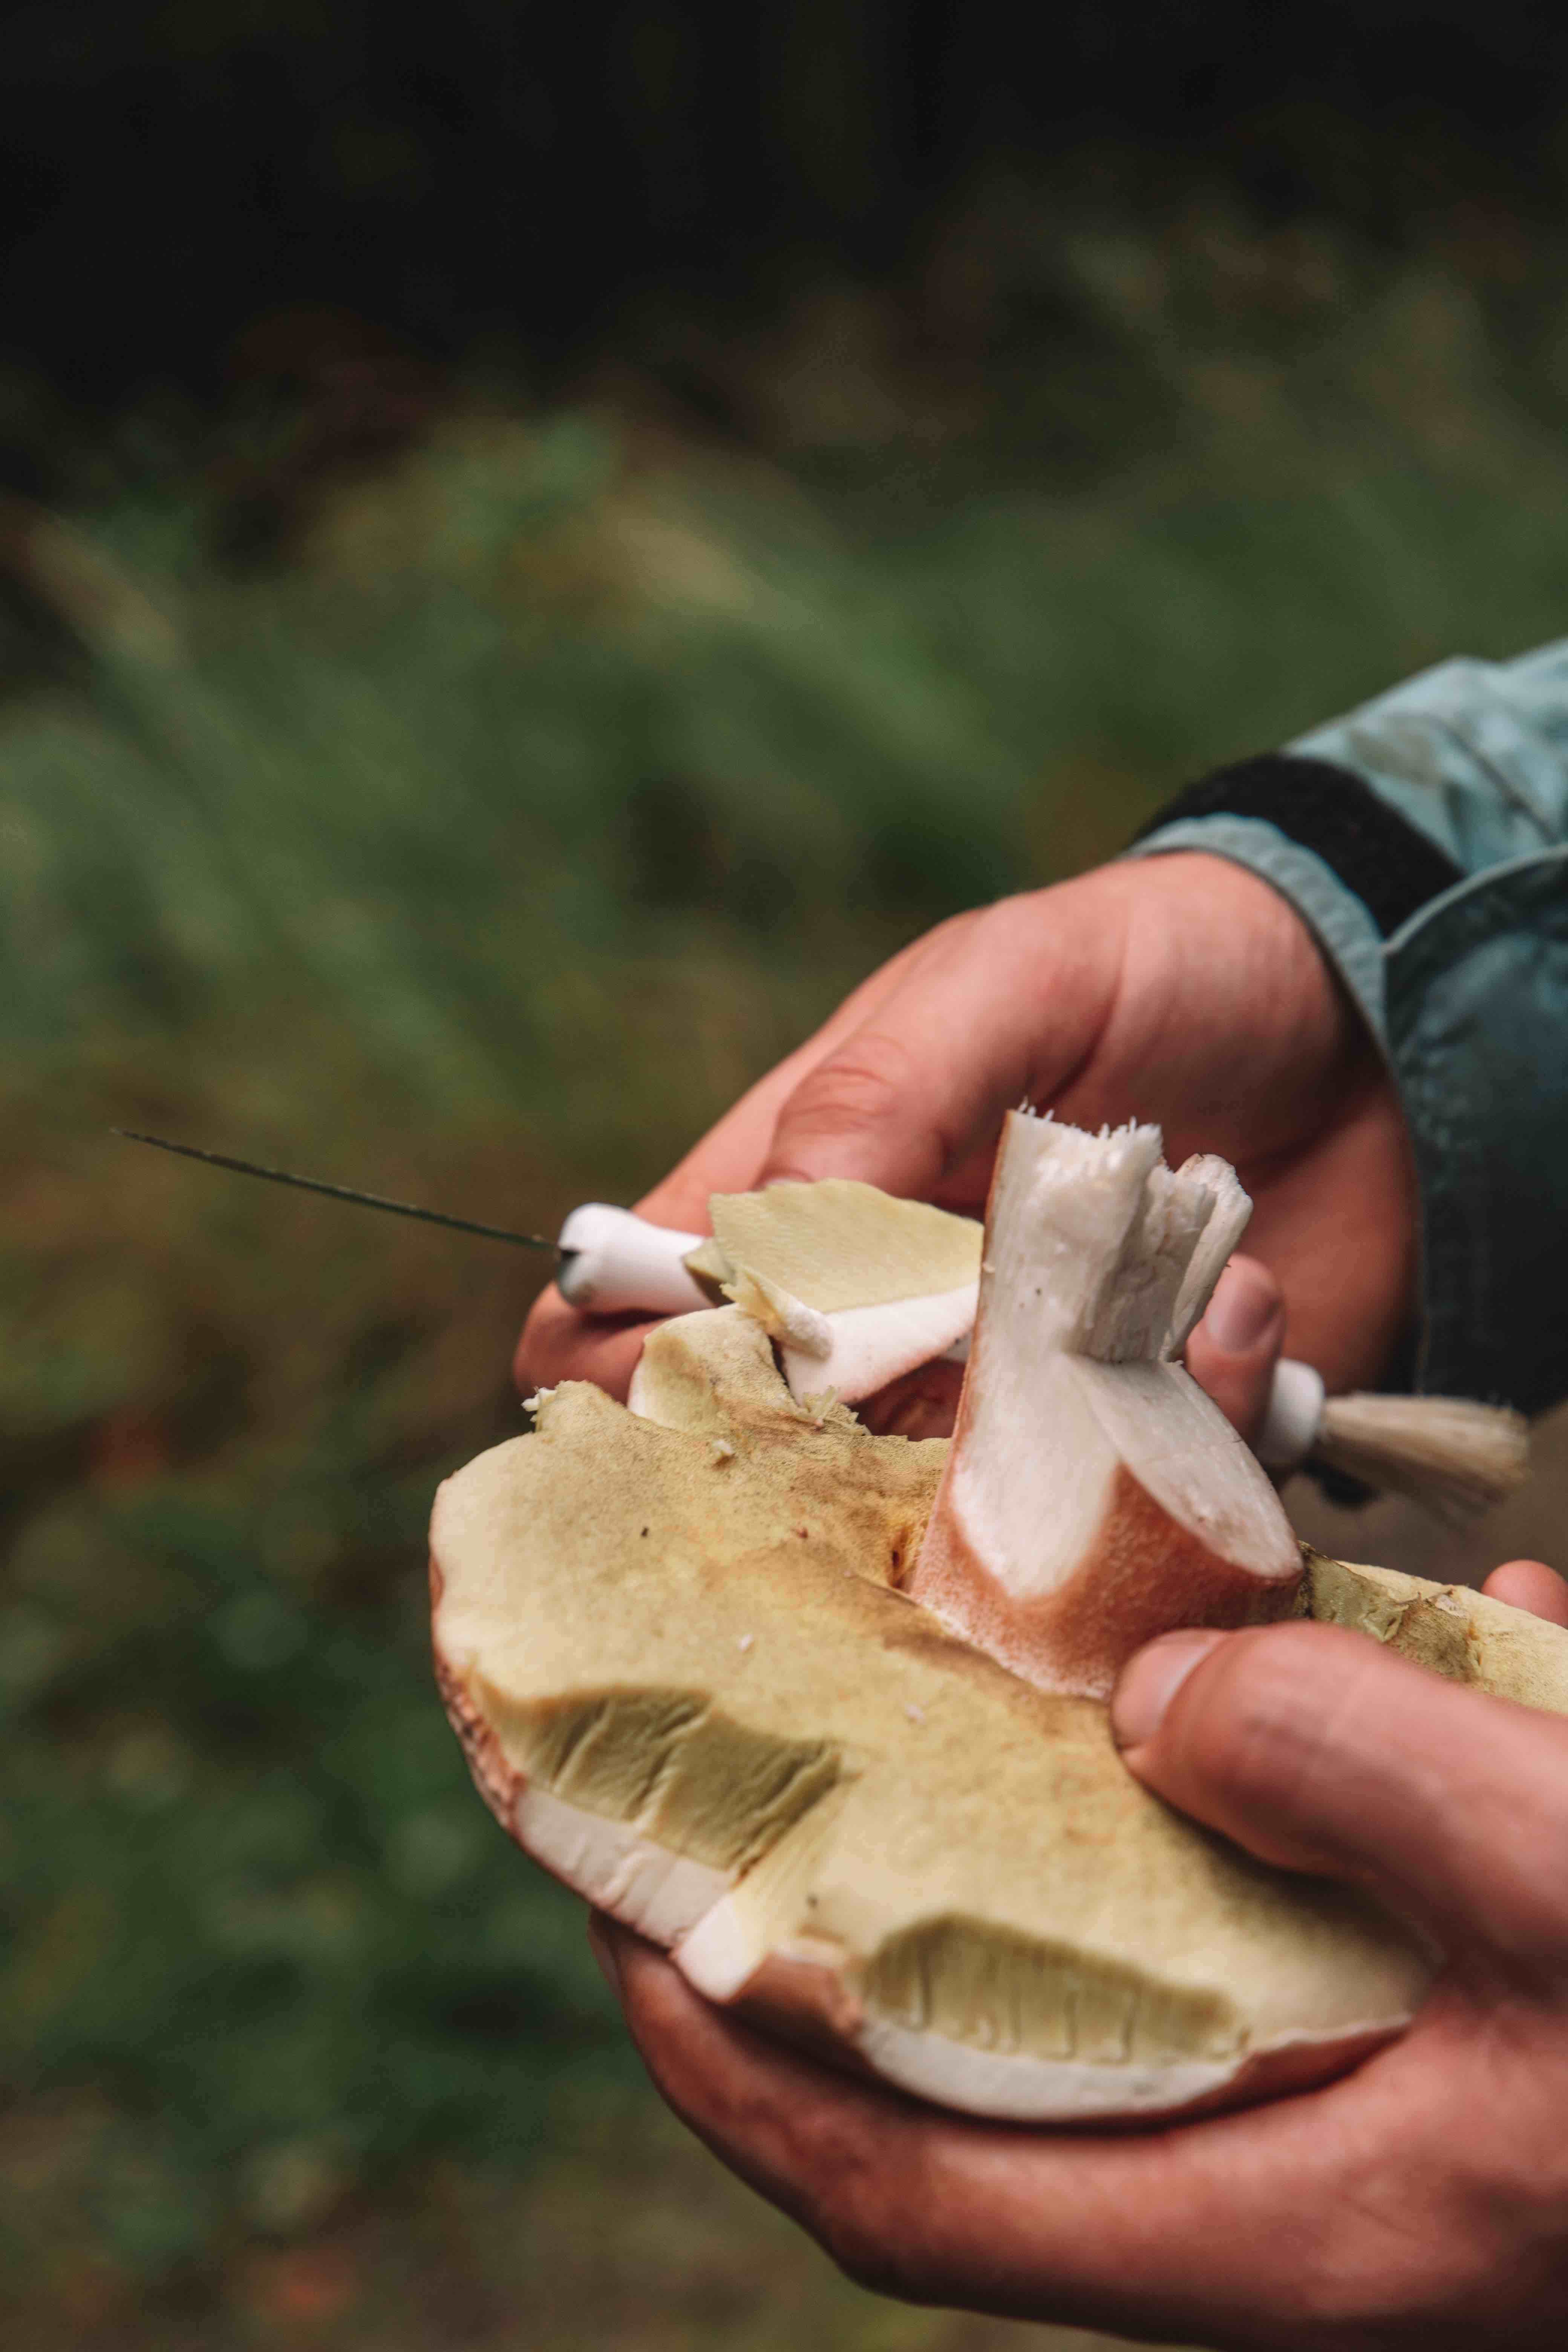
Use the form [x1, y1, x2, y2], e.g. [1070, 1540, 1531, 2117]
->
[1253, 1357, 1327, 1471]
[555, 1204, 708, 1315]
[557, 1207, 1330, 1470]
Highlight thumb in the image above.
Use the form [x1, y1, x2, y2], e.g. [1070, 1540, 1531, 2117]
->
[756, 887, 1124, 1197]
[1111, 1620, 1568, 1970]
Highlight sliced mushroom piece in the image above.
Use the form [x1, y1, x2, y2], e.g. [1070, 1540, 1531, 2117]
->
[687, 1179, 982, 1405]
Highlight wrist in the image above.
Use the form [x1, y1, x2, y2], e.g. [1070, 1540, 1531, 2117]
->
[1133, 752, 1462, 936]
[1104, 848, 1374, 1115]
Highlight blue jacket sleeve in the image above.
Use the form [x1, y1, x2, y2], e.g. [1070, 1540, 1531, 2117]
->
[1125, 645, 1568, 1417]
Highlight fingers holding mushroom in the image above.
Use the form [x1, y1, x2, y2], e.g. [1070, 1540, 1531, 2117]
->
[1481, 1558, 1568, 1626]
[1182, 1255, 1286, 1448]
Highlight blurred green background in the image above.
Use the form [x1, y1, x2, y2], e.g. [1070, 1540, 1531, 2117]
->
[6, 10, 1568, 2346]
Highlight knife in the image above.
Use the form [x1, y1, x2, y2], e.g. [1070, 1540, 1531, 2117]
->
[111, 1130, 712, 1315]
[112, 1129, 1524, 1504]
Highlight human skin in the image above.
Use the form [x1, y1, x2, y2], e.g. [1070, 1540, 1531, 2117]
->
[590, 1561, 1568, 2350]
[515, 852, 1415, 1413]
[518, 846, 1568, 2341]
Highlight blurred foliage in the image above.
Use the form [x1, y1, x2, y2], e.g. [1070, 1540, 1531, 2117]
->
[7, 0, 1568, 423]
[6, 208, 1568, 2343]
[16, 231, 1568, 1093]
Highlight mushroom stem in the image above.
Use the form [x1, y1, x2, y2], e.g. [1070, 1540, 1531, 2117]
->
[907, 1114, 1302, 1698]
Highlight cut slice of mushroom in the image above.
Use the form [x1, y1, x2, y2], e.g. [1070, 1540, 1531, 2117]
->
[689, 1179, 982, 1404]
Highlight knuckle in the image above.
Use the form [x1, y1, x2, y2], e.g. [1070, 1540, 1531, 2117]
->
[770, 1036, 919, 1154]
[967, 890, 1042, 952]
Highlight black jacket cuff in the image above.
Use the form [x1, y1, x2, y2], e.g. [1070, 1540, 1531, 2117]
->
[1134, 753, 1463, 937]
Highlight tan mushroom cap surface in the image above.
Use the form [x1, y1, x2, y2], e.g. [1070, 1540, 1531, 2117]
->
[429, 1311, 1484, 2124]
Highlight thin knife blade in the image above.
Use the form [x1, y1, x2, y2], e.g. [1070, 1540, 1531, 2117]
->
[112, 1130, 557, 1253]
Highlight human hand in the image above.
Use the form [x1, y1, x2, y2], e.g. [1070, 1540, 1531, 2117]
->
[517, 852, 1414, 1416]
[590, 1557, 1568, 2350]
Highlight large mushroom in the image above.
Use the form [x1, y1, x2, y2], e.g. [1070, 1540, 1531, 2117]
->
[429, 1121, 1568, 2124]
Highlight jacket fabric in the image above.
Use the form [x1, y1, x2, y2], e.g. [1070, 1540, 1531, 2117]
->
[1128, 646, 1568, 1416]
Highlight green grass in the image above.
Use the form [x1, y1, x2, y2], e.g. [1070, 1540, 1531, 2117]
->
[18, 267, 1568, 1102]
[5, 243, 1568, 2341]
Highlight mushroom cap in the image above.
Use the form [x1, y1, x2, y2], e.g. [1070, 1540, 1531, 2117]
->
[432, 1310, 1433, 2123]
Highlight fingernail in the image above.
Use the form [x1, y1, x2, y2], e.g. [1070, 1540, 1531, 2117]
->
[586, 1914, 620, 1991]
[1110, 1630, 1230, 1750]
[1202, 1259, 1279, 1356]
